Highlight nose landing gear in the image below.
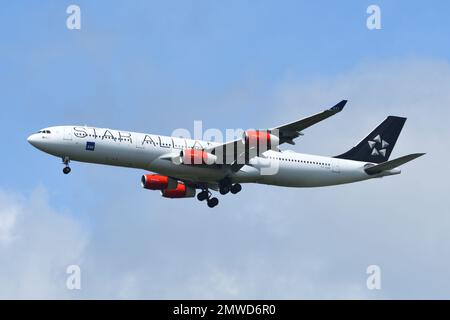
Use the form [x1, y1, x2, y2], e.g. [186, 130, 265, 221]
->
[62, 156, 71, 174]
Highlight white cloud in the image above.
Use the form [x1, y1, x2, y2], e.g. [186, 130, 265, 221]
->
[0, 194, 20, 247]
[0, 187, 88, 299]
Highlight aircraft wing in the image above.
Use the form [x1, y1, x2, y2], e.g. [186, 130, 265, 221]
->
[273, 100, 347, 145]
[205, 100, 346, 166]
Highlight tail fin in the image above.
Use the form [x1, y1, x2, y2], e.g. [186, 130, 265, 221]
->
[335, 116, 406, 164]
[364, 153, 425, 175]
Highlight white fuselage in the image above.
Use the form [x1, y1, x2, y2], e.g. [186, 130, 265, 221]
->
[27, 126, 400, 187]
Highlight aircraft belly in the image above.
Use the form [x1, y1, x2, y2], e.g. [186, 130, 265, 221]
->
[274, 166, 333, 187]
[232, 166, 263, 183]
[148, 159, 228, 182]
[256, 162, 368, 187]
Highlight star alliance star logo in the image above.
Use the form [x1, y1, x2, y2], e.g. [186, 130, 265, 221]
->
[368, 134, 389, 157]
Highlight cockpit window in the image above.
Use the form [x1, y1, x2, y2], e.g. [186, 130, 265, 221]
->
[37, 130, 51, 134]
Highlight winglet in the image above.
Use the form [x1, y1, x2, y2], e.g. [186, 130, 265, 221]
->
[330, 100, 347, 112]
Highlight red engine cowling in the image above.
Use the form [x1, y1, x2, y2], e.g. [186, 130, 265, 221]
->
[243, 130, 279, 151]
[141, 174, 177, 190]
[161, 183, 196, 198]
[180, 149, 217, 165]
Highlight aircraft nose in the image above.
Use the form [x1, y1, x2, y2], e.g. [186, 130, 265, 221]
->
[27, 134, 38, 147]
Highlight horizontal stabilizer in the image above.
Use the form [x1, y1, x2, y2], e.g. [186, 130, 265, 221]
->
[365, 153, 425, 175]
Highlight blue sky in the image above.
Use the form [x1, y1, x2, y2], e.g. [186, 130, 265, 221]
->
[1, 1, 450, 298]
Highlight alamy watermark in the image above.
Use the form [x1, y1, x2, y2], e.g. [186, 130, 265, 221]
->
[367, 5, 382, 30]
[66, 5, 81, 30]
[66, 264, 81, 290]
[366, 265, 382, 290]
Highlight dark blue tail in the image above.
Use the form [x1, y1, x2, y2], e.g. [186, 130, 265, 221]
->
[335, 116, 406, 164]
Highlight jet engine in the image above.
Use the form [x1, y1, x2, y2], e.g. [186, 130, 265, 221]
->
[141, 174, 178, 190]
[180, 149, 217, 165]
[243, 130, 279, 152]
[161, 183, 196, 198]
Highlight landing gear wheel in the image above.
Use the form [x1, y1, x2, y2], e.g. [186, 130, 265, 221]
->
[207, 197, 219, 208]
[230, 183, 242, 194]
[62, 156, 71, 175]
[219, 185, 230, 195]
[197, 190, 209, 201]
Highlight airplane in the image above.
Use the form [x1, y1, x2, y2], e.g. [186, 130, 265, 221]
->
[27, 100, 424, 208]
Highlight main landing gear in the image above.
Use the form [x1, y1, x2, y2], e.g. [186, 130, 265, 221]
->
[219, 182, 242, 195]
[230, 183, 242, 194]
[197, 189, 219, 208]
[62, 156, 71, 175]
[198, 180, 243, 208]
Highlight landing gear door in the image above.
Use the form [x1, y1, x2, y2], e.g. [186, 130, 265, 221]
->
[63, 127, 73, 141]
[331, 159, 340, 173]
